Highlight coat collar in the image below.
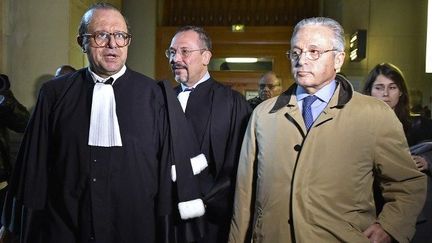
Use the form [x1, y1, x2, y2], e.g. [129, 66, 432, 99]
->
[270, 74, 353, 113]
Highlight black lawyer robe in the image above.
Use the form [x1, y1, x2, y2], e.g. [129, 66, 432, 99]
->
[174, 78, 251, 243]
[2, 68, 172, 243]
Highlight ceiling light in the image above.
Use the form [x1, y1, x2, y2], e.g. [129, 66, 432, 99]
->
[225, 57, 258, 63]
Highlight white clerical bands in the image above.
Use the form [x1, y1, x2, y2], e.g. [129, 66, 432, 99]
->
[171, 153, 208, 220]
[88, 79, 122, 147]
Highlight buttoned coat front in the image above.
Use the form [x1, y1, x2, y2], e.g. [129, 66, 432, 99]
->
[229, 75, 427, 243]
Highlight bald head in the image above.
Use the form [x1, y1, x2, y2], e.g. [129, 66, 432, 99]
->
[258, 71, 282, 100]
[55, 65, 76, 77]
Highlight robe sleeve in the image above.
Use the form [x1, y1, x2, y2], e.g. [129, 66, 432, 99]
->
[155, 83, 175, 243]
[2, 83, 55, 234]
[204, 90, 251, 216]
[0, 90, 30, 133]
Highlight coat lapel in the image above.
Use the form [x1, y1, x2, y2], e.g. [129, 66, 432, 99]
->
[272, 74, 354, 133]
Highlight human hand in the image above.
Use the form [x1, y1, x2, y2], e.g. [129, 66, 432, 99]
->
[412, 155, 429, 172]
[363, 223, 391, 243]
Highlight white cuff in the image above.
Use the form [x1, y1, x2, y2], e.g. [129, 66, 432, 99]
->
[170, 154, 208, 182]
[171, 165, 177, 182]
[178, 198, 206, 220]
[190, 153, 208, 175]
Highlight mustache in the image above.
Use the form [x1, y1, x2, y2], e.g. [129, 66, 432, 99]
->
[171, 63, 187, 69]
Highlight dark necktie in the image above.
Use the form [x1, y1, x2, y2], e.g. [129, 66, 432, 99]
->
[302, 95, 318, 130]
[104, 77, 114, 85]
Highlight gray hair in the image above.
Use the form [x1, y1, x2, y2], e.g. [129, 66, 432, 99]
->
[174, 26, 212, 51]
[291, 17, 345, 52]
[78, 3, 130, 36]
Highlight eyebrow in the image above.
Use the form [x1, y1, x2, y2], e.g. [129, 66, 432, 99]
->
[292, 44, 321, 50]
[373, 83, 397, 86]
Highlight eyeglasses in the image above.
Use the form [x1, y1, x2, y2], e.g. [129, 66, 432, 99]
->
[259, 84, 280, 90]
[165, 48, 207, 59]
[286, 49, 338, 61]
[81, 31, 132, 47]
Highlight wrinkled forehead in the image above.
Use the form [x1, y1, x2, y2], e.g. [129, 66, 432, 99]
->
[87, 9, 127, 32]
[170, 30, 202, 48]
[259, 75, 279, 85]
[291, 25, 334, 49]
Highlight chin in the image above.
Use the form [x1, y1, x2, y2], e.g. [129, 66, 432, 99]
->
[104, 65, 122, 73]
[174, 77, 187, 85]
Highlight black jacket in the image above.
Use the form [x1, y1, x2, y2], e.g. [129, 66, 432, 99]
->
[0, 74, 29, 181]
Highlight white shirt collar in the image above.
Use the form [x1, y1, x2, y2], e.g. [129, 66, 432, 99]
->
[180, 71, 210, 91]
[296, 79, 337, 103]
[88, 65, 127, 85]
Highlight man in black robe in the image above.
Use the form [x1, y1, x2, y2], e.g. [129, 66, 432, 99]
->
[164, 26, 251, 243]
[1, 3, 171, 243]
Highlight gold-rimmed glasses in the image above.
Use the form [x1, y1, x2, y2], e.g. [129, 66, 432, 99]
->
[81, 31, 132, 47]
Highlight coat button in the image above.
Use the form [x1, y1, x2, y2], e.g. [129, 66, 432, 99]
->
[294, 144, 301, 151]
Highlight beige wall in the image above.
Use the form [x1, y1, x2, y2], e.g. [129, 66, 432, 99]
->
[123, 0, 157, 78]
[0, 0, 3, 70]
[1, 0, 125, 109]
[1, 0, 431, 108]
[327, 0, 432, 107]
[2, 0, 70, 108]
[366, 0, 431, 107]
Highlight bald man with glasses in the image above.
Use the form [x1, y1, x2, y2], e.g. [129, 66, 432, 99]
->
[1, 3, 171, 243]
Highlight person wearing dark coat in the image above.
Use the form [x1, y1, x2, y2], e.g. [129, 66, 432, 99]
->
[0, 74, 30, 223]
[0, 3, 171, 243]
[247, 71, 282, 109]
[363, 62, 432, 243]
[164, 26, 251, 243]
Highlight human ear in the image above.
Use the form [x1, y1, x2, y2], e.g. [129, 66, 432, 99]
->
[334, 51, 345, 70]
[77, 36, 87, 53]
[202, 50, 212, 66]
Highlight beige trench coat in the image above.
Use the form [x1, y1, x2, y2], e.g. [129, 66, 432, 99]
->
[229, 75, 426, 243]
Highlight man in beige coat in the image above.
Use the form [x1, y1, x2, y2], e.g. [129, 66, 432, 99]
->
[229, 17, 426, 243]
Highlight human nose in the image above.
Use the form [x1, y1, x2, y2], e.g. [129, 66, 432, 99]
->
[107, 34, 117, 48]
[296, 52, 308, 65]
[382, 87, 389, 96]
[170, 51, 183, 63]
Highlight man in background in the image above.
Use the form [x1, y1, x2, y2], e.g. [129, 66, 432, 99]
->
[0, 74, 29, 224]
[54, 65, 76, 77]
[247, 71, 282, 109]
